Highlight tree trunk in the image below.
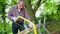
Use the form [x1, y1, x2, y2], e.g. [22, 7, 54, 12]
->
[25, 2, 37, 22]
[24, 0, 41, 24]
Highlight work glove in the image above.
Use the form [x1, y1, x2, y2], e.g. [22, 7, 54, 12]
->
[16, 18, 24, 24]
[11, 17, 17, 22]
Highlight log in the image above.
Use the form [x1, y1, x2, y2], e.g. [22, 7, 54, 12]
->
[18, 28, 32, 34]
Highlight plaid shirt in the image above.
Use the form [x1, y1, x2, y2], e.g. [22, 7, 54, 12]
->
[8, 5, 30, 21]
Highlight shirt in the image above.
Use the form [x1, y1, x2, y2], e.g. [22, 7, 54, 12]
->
[8, 5, 30, 21]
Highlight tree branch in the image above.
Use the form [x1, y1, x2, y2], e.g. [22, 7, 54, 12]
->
[24, 0, 32, 10]
[42, 0, 46, 4]
[34, 0, 41, 12]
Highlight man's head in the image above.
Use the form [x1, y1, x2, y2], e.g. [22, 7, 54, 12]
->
[18, 1, 25, 9]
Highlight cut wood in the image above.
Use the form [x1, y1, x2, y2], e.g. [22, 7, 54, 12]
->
[18, 28, 33, 34]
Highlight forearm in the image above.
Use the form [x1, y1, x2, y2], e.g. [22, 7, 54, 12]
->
[8, 15, 14, 21]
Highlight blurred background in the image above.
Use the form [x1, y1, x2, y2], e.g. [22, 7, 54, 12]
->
[0, 0, 60, 34]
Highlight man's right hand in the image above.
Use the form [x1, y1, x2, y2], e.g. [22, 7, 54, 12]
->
[11, 17, 17, 22]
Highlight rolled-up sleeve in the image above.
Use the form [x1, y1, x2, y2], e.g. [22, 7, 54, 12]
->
[8, 7, 14, 21]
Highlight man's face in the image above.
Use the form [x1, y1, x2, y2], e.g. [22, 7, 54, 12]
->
[18, 2, 25, 9]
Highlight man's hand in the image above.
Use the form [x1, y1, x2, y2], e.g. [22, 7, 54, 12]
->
[11, 17, 17, 22]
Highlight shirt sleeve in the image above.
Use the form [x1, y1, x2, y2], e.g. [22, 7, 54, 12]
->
[8, 7, 14, 21]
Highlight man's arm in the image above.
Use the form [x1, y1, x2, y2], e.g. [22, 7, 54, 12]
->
[8, 8, 13, 20]
[8, 7, 16, 22]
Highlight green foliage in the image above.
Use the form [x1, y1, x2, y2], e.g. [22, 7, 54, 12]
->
[0, 0, 8, 34]
[11, 0, 17, 6]
[5, 22, 12, 34]
[31, 0, 38, 6]
[0, 20, 4, 34]
[0, 20, 12, 34]
[38, 0, 60, 21]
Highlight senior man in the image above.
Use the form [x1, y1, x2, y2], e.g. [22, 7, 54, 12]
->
[8, 1, 31, 34]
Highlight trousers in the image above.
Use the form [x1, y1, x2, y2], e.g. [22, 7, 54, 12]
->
[12, 22, 25, 34]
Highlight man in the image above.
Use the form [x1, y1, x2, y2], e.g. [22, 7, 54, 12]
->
[8, 1, 31, 34]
